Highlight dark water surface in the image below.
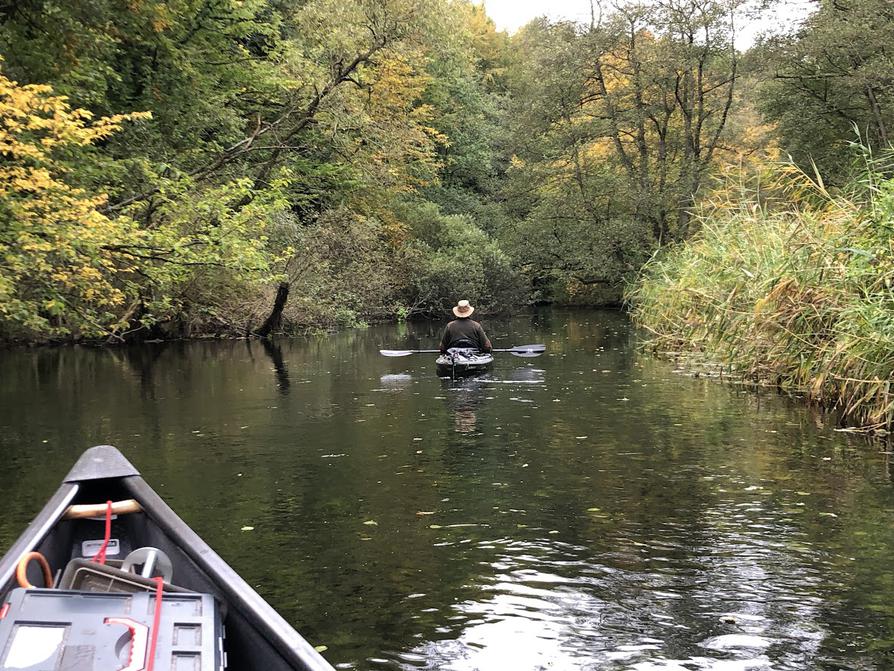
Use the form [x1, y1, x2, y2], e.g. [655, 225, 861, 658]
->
[2, 310, 894, 670]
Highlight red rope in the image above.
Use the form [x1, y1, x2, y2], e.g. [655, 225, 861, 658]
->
[146, 576, 164, 671]
[92, 500, 113, 565]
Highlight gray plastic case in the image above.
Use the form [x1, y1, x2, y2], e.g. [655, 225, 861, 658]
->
[0, 588, 224, 671]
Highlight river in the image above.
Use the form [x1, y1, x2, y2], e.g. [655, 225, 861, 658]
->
[1, 310, 893, 670]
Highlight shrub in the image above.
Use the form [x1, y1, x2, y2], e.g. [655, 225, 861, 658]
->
[397, 200, 528, 316]
[628, 161, 894, 431]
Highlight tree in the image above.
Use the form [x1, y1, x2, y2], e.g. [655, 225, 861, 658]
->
[758, 0, 894, 180]
[0, 70, 150, 338]
[582, 0, 741, 239]
[499, 0, 742, 299]
[0, 0, 533, 341]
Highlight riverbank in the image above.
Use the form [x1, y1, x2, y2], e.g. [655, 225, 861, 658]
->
[628, 164, 894, 433]
[0, 290, 616, 348]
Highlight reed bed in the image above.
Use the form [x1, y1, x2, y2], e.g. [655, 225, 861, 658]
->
[628, 163, 894, 432]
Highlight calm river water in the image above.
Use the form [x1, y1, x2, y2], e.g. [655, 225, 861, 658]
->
[2, 310, 894, 670]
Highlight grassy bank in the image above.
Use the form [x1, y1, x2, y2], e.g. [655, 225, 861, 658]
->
[628, 163, 894, 432]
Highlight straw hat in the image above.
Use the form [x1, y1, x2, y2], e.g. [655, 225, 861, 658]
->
[452, 300, 474, 318]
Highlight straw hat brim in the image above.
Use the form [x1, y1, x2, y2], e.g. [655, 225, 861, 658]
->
[453, 305, 474, 318]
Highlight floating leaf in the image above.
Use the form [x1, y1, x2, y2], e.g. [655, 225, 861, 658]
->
[363, 520, 378, 526]
[240, 526, 254, 532]
[314, 645, 328, 653]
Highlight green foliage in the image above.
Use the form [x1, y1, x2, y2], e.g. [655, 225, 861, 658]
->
[124, 176, 288, 328]
[629, 159, 894, 430]
[6, 0, 839, 341]
[0, 70, 148, 339]
[757, 0, 894, 181]
[499, 0, 743, 302]
[268, 208, 398, 330]
[502, 209, 651, 303]
[0, 0, 533, 342]
[395, 200, 527, 315]
[0, 65, 284, 341]
[0, 0, 283, 182]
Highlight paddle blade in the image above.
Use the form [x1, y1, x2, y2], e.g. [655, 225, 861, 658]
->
[495, 344, 546, 356]
[379, 349, 414, 357]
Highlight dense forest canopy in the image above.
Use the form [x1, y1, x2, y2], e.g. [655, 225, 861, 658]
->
[0, 0, 888, 343]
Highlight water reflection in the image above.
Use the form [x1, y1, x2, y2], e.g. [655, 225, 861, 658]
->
[259, 338, 290, 394]
[409, 492, 829, 671]
[437, 367, 547, 434]
[441, 378, 487, 434]
[379, 374, 414, 391]
[489, 365, 546, 385]
[1, 310, 893, 671]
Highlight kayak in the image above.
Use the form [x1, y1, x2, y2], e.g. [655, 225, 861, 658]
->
[0, 445, 335, 671]
[436, 348, 494, 378]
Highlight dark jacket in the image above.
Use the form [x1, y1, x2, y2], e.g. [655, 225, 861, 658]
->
[440, 318, 492, 353]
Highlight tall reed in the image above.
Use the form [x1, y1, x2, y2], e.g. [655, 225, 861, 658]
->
[628, 161, 894, 431]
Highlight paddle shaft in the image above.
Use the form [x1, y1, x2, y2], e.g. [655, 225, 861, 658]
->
[380, 344, 544, 357]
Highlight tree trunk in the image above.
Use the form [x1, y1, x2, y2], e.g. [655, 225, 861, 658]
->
[866, 85, 889, 147]
[254, 282, 289, 338]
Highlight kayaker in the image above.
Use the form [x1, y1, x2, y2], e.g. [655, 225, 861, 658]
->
[440, 300, 493, 353]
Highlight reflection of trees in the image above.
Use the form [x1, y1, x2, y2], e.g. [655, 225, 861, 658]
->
[394, 319, 442, 350]
[259, 338, 290, 395]
[3, 311, 894, 668]
[111, 342, 168, 402]
[364, 311, 889, 668]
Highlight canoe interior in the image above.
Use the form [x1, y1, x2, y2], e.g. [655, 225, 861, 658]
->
[0, 471, 330, 671]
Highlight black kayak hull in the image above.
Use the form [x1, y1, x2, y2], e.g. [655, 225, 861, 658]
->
[435, 351, 494, 378]
[0, 445, 335, 671]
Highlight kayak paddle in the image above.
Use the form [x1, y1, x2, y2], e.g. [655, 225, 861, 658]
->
[379, 344, 546, 358]
[495, 344, 546, 357]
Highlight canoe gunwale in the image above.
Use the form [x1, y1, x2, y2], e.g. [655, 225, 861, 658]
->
[0, 445, 336, 671]
[122, 475, 334, 670]
[0, 482, 79, 591]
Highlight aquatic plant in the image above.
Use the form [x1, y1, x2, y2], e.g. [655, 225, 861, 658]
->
[628, 157, 894, 431]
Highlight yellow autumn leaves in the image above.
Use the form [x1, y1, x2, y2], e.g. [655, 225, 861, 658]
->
[0, 69, 150, 337]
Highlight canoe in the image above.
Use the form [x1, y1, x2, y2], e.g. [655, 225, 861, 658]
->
[0, 445, 335, 671]
[436, 349, 494, 378]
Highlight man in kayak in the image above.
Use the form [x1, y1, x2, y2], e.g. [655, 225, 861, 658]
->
[440, 300, 493, 353]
